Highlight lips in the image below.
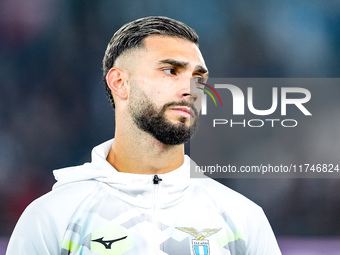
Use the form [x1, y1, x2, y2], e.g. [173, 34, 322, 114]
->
[170, 106, 194, 117]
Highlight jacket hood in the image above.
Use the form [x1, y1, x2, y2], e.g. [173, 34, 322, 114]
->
[52, 139, 200, 208]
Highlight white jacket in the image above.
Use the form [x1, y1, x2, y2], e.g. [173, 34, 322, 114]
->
[7, 139, 281, 255]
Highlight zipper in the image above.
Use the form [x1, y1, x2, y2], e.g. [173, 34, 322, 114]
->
[153, 174, 162, 184]
[152, 175, 162, 254]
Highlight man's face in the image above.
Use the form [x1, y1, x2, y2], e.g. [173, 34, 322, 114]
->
[126, 35, 208, 145]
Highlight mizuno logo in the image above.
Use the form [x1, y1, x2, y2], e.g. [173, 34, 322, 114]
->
[91, 236, 127, 249]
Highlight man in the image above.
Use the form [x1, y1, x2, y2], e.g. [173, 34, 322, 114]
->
[7, 16, 281, 254]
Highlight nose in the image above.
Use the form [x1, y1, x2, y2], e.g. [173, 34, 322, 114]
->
[180, 78, 200, 103]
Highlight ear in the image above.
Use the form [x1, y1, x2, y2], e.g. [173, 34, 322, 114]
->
[106, 67, 128, 102]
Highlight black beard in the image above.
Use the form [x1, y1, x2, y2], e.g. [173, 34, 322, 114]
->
[132, 100, 199, 145]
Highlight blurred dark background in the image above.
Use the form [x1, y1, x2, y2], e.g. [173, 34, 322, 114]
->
[1, 0, 340, 251]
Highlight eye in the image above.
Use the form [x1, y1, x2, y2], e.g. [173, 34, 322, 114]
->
[163, 68, 176, 75]
[194, 77, 206, 89]
[193, 76, 203, 83]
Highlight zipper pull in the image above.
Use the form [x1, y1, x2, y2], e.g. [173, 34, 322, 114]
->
[153, 175, 162, 184]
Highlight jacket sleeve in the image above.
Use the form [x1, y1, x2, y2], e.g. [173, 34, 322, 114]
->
[6, 199, 60, 255]
[245, 206, 282, 255]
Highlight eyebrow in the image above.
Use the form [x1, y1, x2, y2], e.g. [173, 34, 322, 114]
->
[195, 65, 209, 75]
[158, 58, 208, 75]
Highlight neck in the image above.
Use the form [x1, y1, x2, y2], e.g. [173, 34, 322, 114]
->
[107, 124, 185, 175]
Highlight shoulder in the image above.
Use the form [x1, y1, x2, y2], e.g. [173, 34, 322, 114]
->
[7, 180, 98, 254]
[192, 178, 267, 235]
[192, 178, 281, 254]
[193, 177, 261, 211]
[14, 179, 98, 230]
[8, 179, 96, 240]
[31, 180, 97, 211]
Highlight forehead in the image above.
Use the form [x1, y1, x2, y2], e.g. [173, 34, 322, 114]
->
[141, 35, 206, 67]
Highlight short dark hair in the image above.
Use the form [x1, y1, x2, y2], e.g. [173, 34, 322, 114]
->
[102, 16, 199, 108]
